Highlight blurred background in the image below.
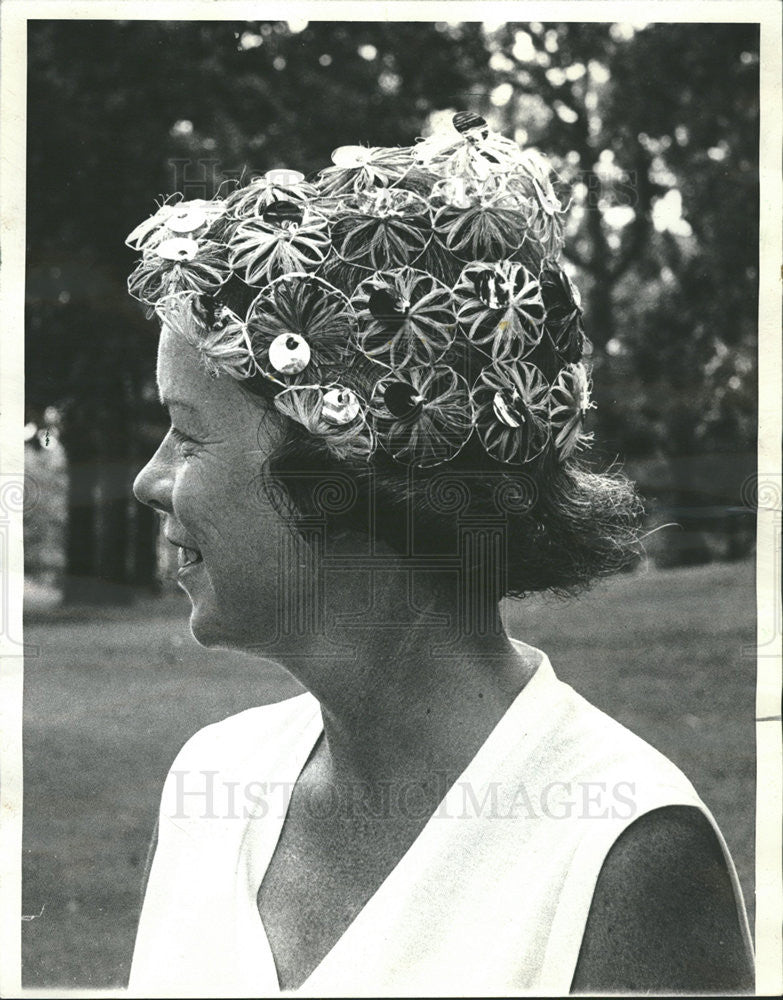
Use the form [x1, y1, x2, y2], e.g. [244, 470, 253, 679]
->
[23, 19, 758, 988]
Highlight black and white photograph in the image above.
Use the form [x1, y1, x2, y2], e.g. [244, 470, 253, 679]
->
[1, 1, 781, 996]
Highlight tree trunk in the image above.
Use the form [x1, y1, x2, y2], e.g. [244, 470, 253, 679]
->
[96, 458, 134, 603]
[655, 412, 715, 568]
[63, 455, 100, 603]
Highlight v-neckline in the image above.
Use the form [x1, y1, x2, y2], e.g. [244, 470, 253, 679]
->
[243, 643, 553, 995]
[236, 695, 323, 992]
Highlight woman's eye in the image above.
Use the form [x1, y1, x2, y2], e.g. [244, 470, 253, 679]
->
[170, 427, 198, 457]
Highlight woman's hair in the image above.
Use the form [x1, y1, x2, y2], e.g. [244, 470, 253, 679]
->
[126, 113, 644, 598]
[260, 424, 644, 600]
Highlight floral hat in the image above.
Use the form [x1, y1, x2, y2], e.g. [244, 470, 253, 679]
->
[126, 111, 594, 469]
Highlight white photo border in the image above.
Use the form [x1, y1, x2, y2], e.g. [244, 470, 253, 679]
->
[1, 2, 780, 996]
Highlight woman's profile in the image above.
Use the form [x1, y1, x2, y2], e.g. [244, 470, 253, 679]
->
[127, 113, 754, 995]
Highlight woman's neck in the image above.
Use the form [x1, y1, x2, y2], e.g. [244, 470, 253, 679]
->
[281, 566, 540, 791]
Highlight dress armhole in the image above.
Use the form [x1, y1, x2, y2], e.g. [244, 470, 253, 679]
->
[537, 797, 754, 991]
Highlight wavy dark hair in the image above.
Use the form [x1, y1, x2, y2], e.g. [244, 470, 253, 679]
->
[252, 412, 645, 601]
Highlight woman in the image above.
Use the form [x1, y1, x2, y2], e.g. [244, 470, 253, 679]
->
[127, 113, 753, 995]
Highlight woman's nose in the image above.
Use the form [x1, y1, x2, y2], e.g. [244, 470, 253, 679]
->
[133, 444, 173, 514]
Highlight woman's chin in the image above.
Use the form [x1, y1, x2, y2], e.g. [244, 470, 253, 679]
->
[187, 607, 221, 649]
[176, 564, 222, 647]
[181, 588, 227, 650]
[177, 568, 289, 655]
[186, 596, 261, 653]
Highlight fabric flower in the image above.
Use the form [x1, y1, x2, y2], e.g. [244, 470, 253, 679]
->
[414, 112, 524, 182]
[350, 267, 456, 368]
[369, 364, 473, 467]
[127, 237, 230, 307]
[244, 274, 357, 386]
[273, 383, 375, 461]
[431, 195, 530, 263]
[540, 264, 586, 363]
[454, 261, 546, 360]
[328, 189, 431, 271]
[224, 168, 318, 218]
[155, 291, 258, 380]
[549, 362, 594, 459]
[228, 202, 330, 284]
[472, 361, 551, 464]
[505, 150, 567, 258]
[430, 172, 535, 264]
[315, 144, 415, 196]
[125, 197, 225, 251]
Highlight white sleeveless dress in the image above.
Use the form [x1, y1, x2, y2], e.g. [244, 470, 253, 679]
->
[128, 643, 752, 997]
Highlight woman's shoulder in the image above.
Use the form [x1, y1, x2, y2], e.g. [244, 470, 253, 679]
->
[512, 649, 754, 991]
[153, 691, 320, 833]
[168, 689, 319, 773]
[570, 803, 755, 992]
[520, 647, 701, 806]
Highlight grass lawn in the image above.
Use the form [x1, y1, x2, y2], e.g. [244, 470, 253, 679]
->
[22, 557, 756, 988]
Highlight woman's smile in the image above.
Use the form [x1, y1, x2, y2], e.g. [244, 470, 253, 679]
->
[165, 531, 204, 573]
[177, 544, 203, 572]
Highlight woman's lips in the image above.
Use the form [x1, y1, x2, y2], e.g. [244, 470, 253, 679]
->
[177, 545, 203, 569]
[166, 534, 203, 571]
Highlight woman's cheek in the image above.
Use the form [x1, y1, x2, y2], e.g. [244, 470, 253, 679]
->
[171, 459, 212, 541]
[178, 451, 250, 547]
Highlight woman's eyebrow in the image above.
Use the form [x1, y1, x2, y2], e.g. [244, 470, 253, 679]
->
[158, 394, 200, 414]
[159, 396, 209, 430]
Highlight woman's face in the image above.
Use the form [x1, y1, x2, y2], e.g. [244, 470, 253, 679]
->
[133, 324, 293, 652]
